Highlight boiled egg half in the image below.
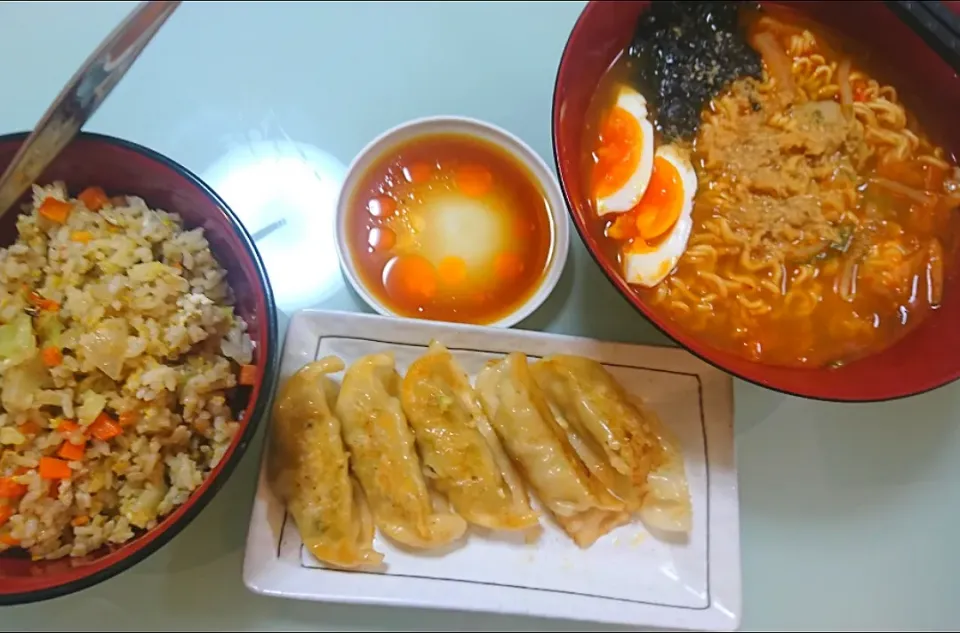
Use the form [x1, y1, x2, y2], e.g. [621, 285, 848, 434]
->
[593, 87, 655, 216]
[606, 144, 698, 288]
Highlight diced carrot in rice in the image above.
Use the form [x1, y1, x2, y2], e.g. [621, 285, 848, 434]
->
[57, 440, 86, 462]
[238, 364, 257, 386]
[17, 421, 40, 436]
[39, 457, 72, 480]
[89, 413, 122, 441]
[0, 477, 27, 498]
[41, 346, 63, 367]
[38, 198, 72, 224]
[77, 186, 109, 212]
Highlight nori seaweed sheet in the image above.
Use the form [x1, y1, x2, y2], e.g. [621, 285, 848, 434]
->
[626, 1, 764, 142]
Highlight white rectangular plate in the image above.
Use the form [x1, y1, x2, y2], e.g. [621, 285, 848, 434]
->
[243, 309, 740, 631]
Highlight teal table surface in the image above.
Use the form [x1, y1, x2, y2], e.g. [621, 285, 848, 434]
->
[1, 2, 959, 631]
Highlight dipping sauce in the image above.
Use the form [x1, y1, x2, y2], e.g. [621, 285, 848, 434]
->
[346, 133, 555, 324]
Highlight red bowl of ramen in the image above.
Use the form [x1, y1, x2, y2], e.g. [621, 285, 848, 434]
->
[553, 0, 960, 401]
[0, 131, 279, 604]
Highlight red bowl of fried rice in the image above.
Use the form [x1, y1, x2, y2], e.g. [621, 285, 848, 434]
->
[0, 132, 278, 604]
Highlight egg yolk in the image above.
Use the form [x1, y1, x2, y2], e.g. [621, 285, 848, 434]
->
[594, 106, 643, 199]
[606, 155, 685, 244]
[384, 254, 438, 303]
[633, 155, 684, 239]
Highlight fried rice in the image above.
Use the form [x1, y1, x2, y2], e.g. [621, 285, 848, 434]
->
[0, 182, 253, 560]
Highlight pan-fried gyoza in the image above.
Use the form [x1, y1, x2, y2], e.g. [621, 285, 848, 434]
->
[475, 352, 628, 548]
[400, 341, 540, 532]
[335, 352, 467, 550]
[267, 356, 382, 569]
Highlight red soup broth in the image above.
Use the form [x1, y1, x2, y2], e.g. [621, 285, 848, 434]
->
[345, 133, 556, 325]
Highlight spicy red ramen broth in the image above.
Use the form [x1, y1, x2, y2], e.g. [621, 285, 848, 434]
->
[583, 7, 960, 368]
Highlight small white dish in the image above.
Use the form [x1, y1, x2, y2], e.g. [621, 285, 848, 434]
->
[242, 309, 741, 631]
[334, 116, 570, 329]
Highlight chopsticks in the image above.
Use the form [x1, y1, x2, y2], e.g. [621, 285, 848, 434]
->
[0, 1, 180, 222]
[884, 1, 960, 73]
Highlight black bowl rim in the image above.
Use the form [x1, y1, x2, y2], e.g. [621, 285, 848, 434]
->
[549, 0, 959, 404]
[0, 130, 280, 605]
